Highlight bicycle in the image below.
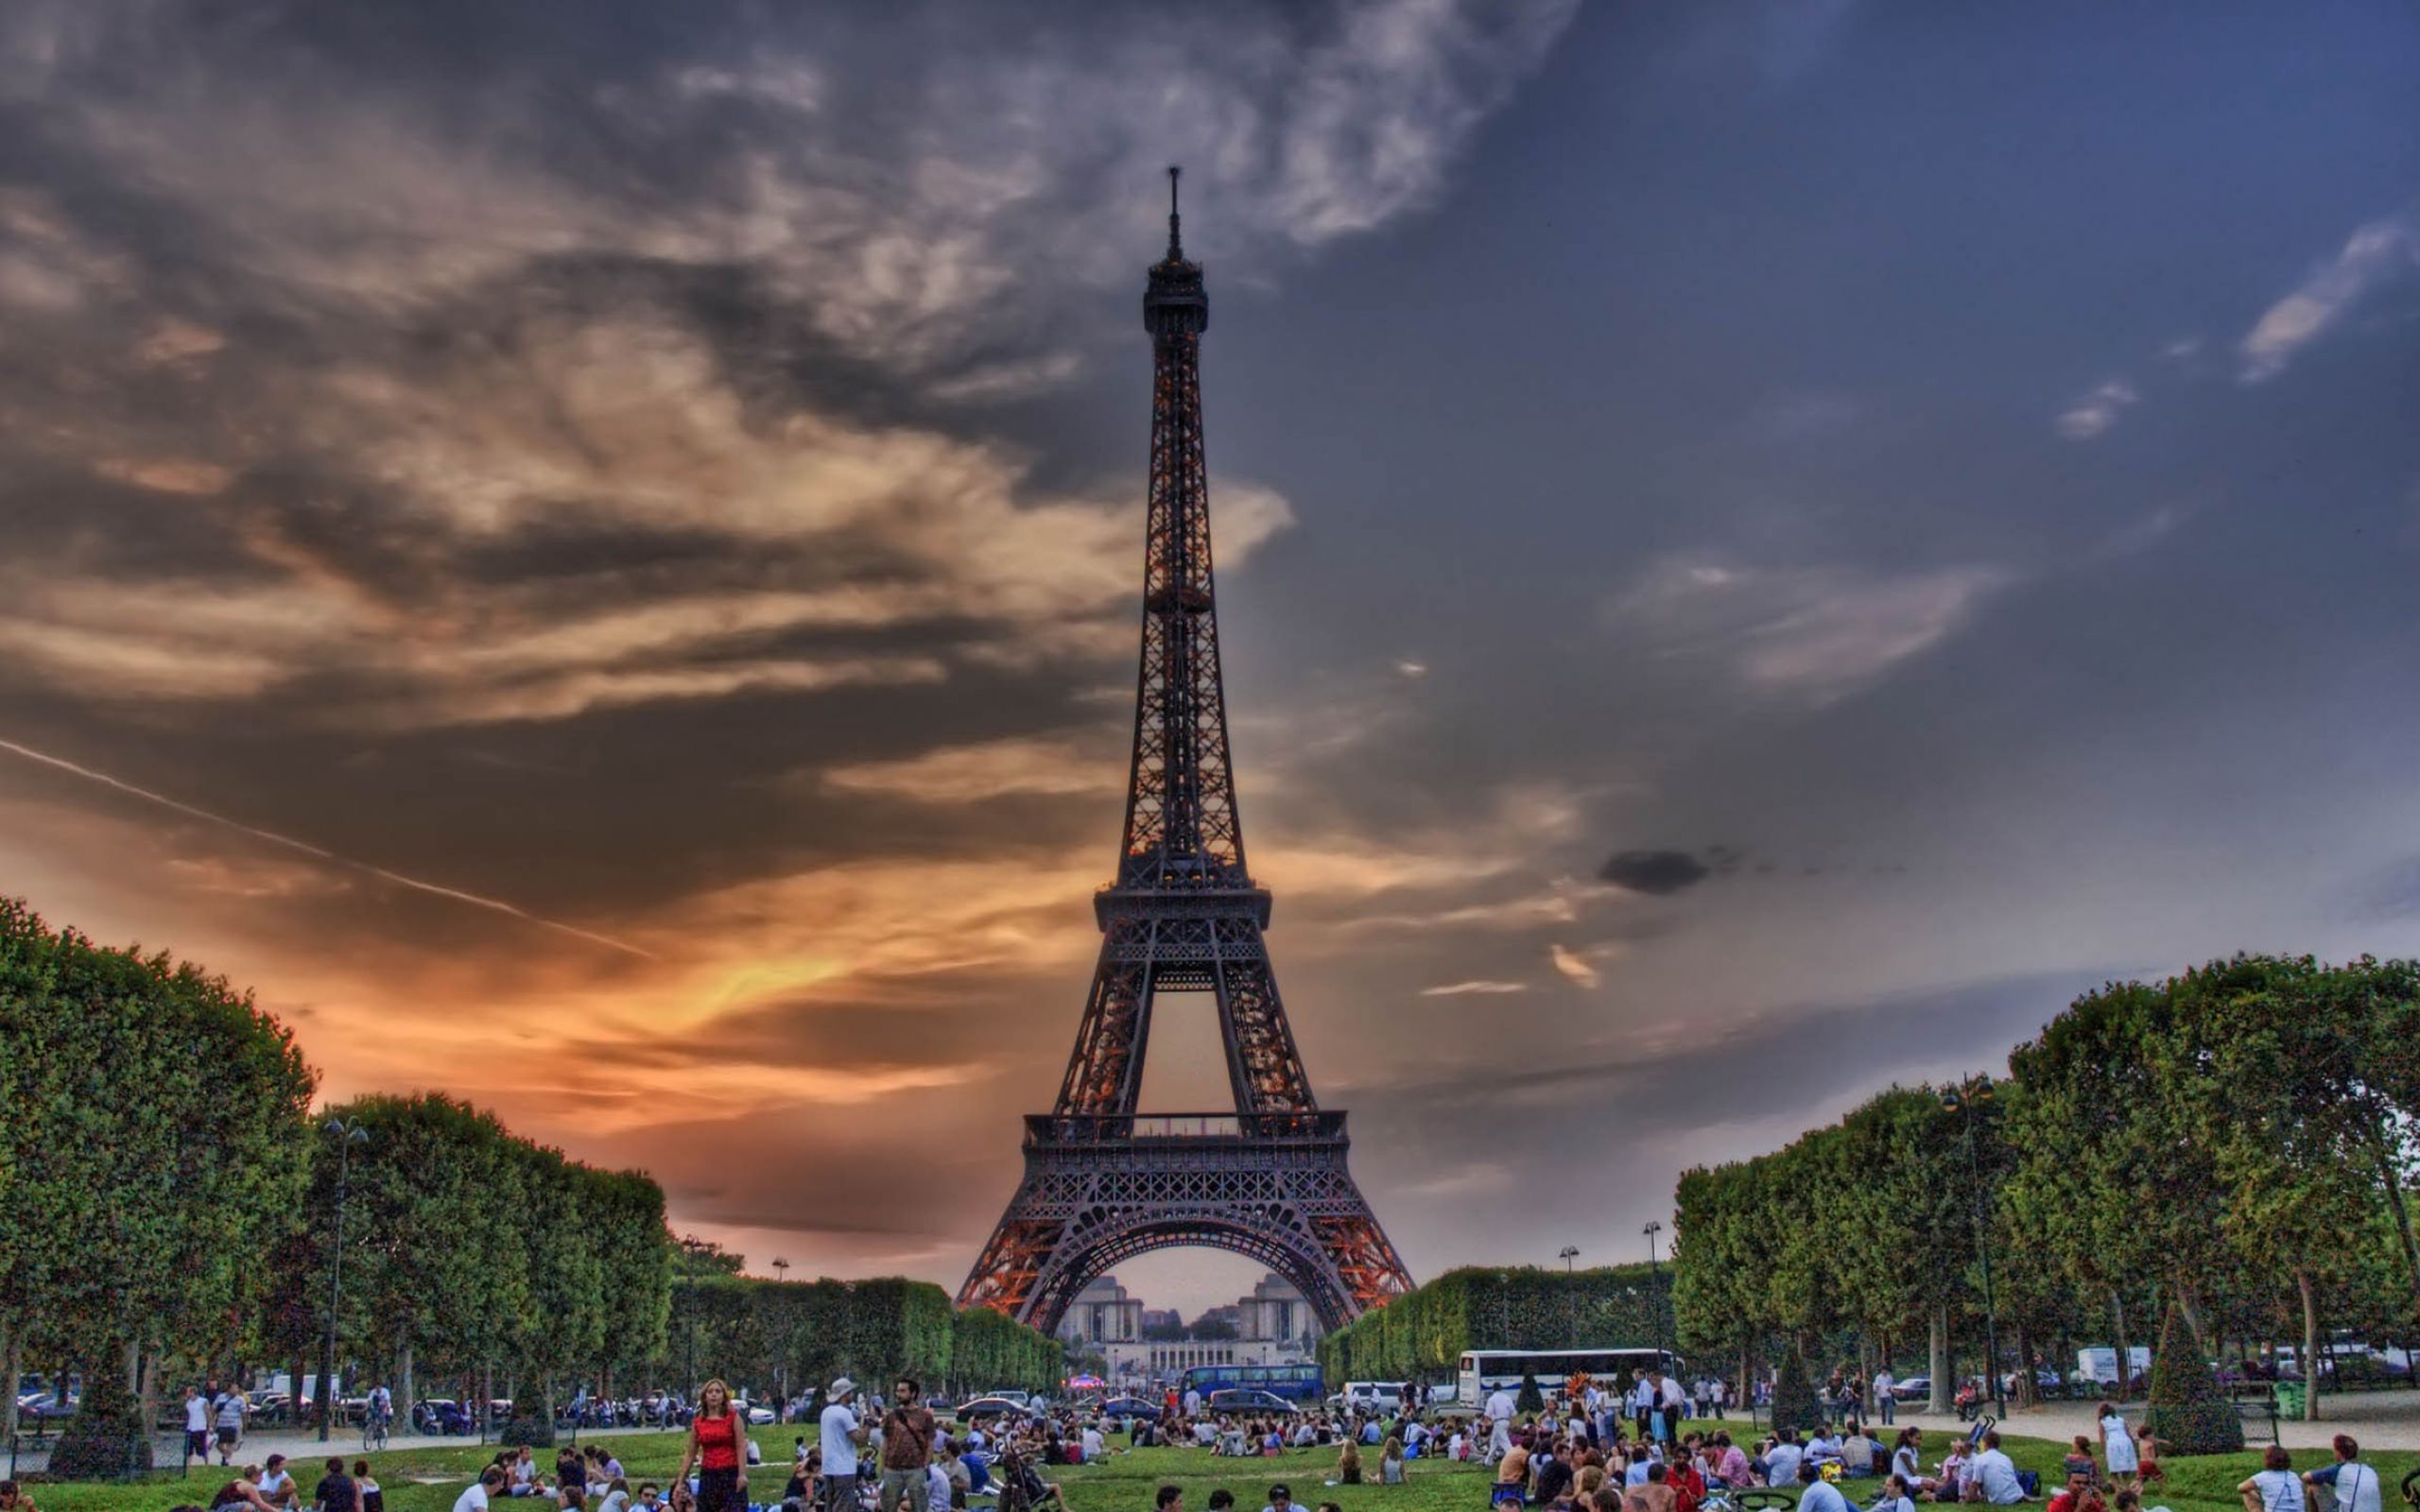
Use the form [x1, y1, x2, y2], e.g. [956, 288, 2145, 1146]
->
[1702, 1487, 1797, 1512]
[363, 1409, 391, 1453]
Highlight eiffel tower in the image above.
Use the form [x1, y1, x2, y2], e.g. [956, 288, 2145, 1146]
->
[958, 170, 1413, 1336]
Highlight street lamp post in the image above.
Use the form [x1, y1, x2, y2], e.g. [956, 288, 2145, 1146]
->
[771, 1258, 791, 1412]
[1941, 1077, 2004, 1418]
[1643, 1222, 1666, 1366]
[683, 1246, 700, 1407]
[1558, 1246, 1582, 1346]
[320, 1117, 370, 1443]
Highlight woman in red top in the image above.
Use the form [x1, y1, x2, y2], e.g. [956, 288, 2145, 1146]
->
[676, 1379, 752, 1512]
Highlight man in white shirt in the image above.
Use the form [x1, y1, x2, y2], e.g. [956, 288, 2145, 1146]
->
[822, 1377, 869, 1512]
[1658, 1373, 1687, 1430]
[182, 1386, 212, 1466]
[455, 1466, 507, 1512]
[258, 1454, 301, 1509]
[2305, 1435, 2384, 1512]
[1766, 1435, 1806, 1488]
[1634, 1373, 1657, 1437]
[1485, 1387, 1515, 1459]
[1080, 1422, 1104, 1462]
[1183, 1387, 1202, 1418]
[1873, 1369, 1896, 1425]
[1971, 1433, 2025, 1504]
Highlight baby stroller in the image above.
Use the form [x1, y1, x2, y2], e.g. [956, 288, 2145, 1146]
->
[994, 1444, 1065, 1512]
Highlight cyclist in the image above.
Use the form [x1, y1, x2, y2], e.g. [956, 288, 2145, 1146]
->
[363, 1385, 393, 1451]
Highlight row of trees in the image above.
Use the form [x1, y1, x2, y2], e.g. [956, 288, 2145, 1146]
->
[1669, 954, 2420, 1433]
[0, 898, 1059, 1475]
[1319, 1263, 1673, 1384]
[252, 1091, 678, 1443]
[665, 1260, 1060, 1402]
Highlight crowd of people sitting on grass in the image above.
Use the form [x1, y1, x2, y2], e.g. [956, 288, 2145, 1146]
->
[101, 1361, 2414, 1512]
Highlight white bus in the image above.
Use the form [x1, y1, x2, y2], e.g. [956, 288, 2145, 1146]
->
[1459, 1348, 1682, 1407]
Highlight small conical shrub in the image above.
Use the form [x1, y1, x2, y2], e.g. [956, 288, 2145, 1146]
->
[500, 1385, 557, 1448]
[1771, 1342, 1822, 1433]
[1516, 1370, 1546, 1415]
[48, 1361, 152, 1481]
[2140, 1305, 2242, 1455]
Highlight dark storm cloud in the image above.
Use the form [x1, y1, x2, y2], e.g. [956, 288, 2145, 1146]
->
[1598, 849, 1715, 896]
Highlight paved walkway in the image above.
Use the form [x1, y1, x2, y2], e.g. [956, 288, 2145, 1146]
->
[7, 1421, 665, 1478]
[1881, 1392, 2420, 1452]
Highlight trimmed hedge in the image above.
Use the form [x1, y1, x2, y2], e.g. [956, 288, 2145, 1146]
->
[2141, 1306, 2242, 1455]
[952, 1304, 1062, 1395]
[664, 1274, 1060, 1400]
[1318, 1263, 1673, 1384]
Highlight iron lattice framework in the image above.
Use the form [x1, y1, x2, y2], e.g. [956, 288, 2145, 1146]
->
[959, 171, 1413, 1335]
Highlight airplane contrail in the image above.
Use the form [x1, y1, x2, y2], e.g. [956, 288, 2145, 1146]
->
[0, 735, 657, 960]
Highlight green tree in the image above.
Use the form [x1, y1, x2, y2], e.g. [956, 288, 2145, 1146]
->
[2005, 979, 2232, 1363]
[503, 1140, 608, 1442]
[2181, 957, 2381, 1421]
[0, 901, 316, 1478]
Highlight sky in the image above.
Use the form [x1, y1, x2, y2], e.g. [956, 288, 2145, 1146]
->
[4, 0, 2419, 1319]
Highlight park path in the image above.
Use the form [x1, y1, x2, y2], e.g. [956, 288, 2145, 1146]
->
[6, 1420, 666, 1480]
[1885, 1392, 2420, 1452]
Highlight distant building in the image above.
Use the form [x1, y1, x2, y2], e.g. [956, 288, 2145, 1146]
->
[1088, 1273, 1320, 1385]
[1058, 1275, 1142, 1346]
[1236, 1272, 1307, 1348]
[1141, 1308, 1184, 1334]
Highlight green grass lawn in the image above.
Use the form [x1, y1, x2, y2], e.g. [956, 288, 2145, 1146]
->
[20, 1423, 2418, 1512]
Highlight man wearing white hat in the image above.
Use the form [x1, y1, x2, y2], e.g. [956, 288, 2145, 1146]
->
[822, 1378, 870, 1512]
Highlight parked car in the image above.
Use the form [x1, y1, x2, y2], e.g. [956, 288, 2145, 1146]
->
[957, 1396, 1041, 1423]
[1098, 1396, 1161, 1422]
[17, 1390, 76, 1423]
[1206, 1388, 1299, 1416]
[1890, 1376, 1930, 1401]
[248, 1389, 292, 1424]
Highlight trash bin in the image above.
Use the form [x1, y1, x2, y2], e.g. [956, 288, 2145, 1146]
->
[2275, 1383, 2305, 1418]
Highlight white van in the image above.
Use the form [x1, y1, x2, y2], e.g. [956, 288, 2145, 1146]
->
[1342, 1381, 1408, 1413]
[2074, 1348, 2150, 1385]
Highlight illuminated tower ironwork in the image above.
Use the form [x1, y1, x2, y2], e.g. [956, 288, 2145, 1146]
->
[959, 170, 1413, 1334]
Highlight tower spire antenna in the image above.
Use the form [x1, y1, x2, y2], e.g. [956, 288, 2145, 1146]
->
[1167, 163, 1183, 260]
